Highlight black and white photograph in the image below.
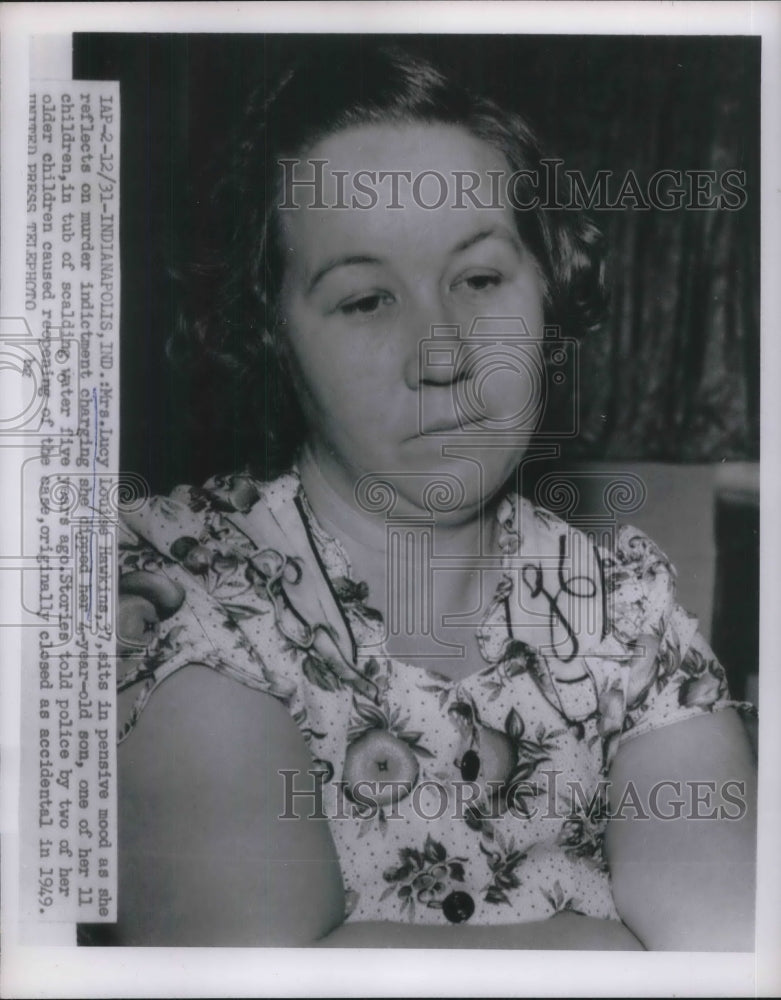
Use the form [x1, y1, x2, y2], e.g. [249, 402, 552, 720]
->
[1, 3, 779, 997]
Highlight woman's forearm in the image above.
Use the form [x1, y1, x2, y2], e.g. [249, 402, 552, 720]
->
[315, 912, 645, 950]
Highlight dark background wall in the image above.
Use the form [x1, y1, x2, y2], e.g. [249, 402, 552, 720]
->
[73, 34, 760, 496]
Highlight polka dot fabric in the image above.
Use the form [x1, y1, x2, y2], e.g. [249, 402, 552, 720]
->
[116, 469, 747, 926]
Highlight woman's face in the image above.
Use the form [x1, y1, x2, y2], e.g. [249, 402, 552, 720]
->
[277, 122, 546, 520]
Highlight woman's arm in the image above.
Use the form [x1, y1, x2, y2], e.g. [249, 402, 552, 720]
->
[605, 708, 757, 951]
[115, 665, 345, 946]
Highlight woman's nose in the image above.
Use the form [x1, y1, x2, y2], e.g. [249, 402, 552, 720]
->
[402, 295, 468, 389]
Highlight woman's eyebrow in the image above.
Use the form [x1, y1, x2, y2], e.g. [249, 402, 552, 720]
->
[307, 254, 382, 295]
[305, 227, 521, 295]
[451, 226, 522, 256]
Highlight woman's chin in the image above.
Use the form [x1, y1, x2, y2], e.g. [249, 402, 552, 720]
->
[385, 445, 518, 516]
[386, 476, 510, 527]
[307, 439, 521, 526]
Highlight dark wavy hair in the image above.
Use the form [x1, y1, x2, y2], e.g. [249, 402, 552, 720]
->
[170, 40, 608, 480]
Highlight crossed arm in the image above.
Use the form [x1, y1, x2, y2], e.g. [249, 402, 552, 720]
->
[114, 666, 756, 949]
[319, 708, 757, 950]
[604, 707, 756, 951]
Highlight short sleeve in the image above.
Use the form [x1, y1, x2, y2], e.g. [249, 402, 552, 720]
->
[600, 524, 752, 747]
[115, 487, 308, 742]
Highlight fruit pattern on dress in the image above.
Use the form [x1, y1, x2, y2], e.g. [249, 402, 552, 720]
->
[116, 469, 749, 926]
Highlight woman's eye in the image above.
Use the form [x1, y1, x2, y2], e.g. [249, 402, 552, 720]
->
[338, 293, 393, 317]
[456, 272, 502, 293]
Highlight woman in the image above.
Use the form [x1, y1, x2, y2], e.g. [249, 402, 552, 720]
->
[110, 42, 756, 949]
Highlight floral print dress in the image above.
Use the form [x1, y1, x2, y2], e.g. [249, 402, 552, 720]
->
[116, 469, 749, 927]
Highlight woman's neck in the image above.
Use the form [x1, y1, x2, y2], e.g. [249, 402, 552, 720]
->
[296, 446, 508, 678]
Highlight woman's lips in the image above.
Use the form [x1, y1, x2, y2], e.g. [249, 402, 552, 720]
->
[408, 415, 494, 439]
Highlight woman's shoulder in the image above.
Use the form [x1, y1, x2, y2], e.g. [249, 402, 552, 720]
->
[504, 492, 751, 762]
[119, 470, 298, 549]
[116, 469, 309, 736]
[504, 491, 679, 639]
[507, 490, 672, 566]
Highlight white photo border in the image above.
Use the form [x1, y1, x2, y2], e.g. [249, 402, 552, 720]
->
[1, 3, 779, 997]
